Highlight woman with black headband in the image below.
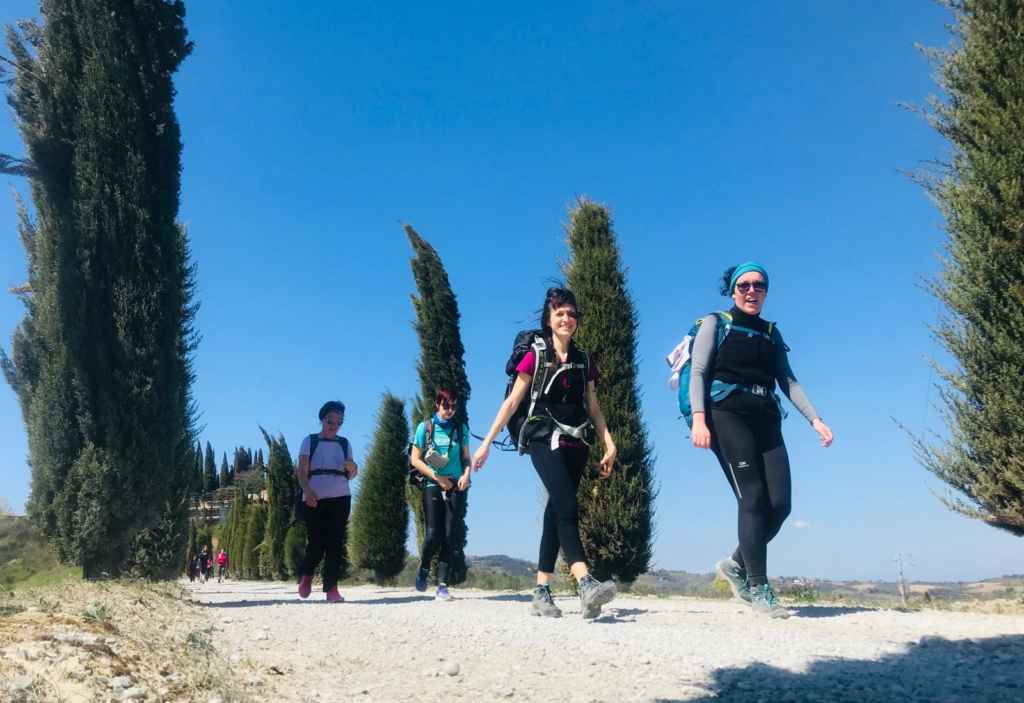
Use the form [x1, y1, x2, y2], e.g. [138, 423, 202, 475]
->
[690, 262, 833, 618]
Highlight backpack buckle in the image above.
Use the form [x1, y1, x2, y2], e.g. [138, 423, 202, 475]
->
[750, 384, 767, 397]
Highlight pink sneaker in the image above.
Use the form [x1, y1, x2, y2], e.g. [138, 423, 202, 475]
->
[325, 586, 344, 603]
[298, 575, 312, 599]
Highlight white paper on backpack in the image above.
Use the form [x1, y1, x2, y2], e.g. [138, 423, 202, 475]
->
[665, 336, 692, 390]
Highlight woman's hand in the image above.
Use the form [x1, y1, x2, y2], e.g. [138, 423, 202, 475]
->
[345, 460, 358, 479]
[472, 445, 489, 471]
[435, 475, 455, 491]
[691, 414, 712, 449]
[457, 474, 471, 491]
[598, 443, 617, 478]
[812, 418, 833, 448]
[304, 490, 319, 508]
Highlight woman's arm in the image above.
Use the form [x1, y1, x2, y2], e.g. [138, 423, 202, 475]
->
[585, 381, 616, 477]
[471, 373, 532, 469]
[689, 315, 718, 449]
[775, 340, 833, 447]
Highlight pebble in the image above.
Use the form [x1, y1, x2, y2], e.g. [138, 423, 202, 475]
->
[444, 661, 461, 676]
[111, 676, 134, 690]
[207, 696, 224, 703]
[121, 687, 148, 700]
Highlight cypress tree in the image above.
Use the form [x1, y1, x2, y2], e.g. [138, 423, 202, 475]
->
[223, 489, 248, 576]
[193, 440, 204, 498]
[910, 0, 1024, 535]
[204, 442, 217, 493]
[259, 428, 296, 580]
[349, 394, 410, 583]
[0, 1, 196, 578]
[562, 197, 656, 583]
[405, 224, 471, 584]
[221, 452, 232, 487]
[241, 502, 267, 579]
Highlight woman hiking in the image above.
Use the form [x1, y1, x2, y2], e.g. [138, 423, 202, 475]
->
[295, 400, 358, 603]
[409, 388, 472, 601]
[472, 287, 618, 619]
[689, 262, 833, 618]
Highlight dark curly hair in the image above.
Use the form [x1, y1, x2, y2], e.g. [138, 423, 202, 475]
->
[538, 286, 580, 340]
[719, 266, 738, 296]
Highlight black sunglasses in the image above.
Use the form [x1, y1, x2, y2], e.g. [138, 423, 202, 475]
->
[736, 281, 767, 293]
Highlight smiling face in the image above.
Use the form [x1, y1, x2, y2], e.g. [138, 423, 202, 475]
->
[548, 304, 579, 340]
[321, 410, 343, 437]
[731, 271, 768, 315]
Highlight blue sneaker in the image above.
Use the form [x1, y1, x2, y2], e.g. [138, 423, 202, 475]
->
[415, 568, 429, 593]
[750, 583, 790, 619]
[435, 584, 452, 601]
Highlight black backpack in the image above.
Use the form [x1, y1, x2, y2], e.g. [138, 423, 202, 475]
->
[503, 330, 592, 454]
[294, 434, 350, 521]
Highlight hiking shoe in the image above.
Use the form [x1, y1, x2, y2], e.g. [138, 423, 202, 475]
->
[298, 575, 313, 599]
[749, 583, 790, 619]
[530, 585, 562, 618]
[415, 567, 429, 593]
[435, 585, 452, 601]
[578, 574, 616, 619]
[325, 586, 344, 603]
[716, 557, 752, 603]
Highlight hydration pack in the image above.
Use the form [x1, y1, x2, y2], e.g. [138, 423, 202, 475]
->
[665, 311, 781, 428]
[504, 330, 593, 453]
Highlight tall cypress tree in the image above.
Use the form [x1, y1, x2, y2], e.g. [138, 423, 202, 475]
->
[910, 0, 1024, 535]
[405, 224, 471, 584]
[0, 1, 196, 578]
[204, 442, 218, 493]
[221, 452, 232, 486]
[562, 197, 656, 583]
[349, 394, 410, 583]
[259, 428, 296, 580]
[241, 502, 267, 579]
[193, 440, 204, 498]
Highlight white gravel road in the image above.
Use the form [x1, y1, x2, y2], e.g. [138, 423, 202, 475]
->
[185, 580, 1024, 702]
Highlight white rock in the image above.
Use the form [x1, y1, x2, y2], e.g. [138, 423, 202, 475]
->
[111, 676, 134, 690]
[206, 696, 224, 703]
[444, 661, 461, 676]
[8, 676, 34, 692]
[121, 686, 148, 700]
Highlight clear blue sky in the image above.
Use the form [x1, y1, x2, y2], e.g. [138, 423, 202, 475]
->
[1, 2, 1017, 582]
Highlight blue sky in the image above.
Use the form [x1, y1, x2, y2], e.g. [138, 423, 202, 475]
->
[1, 2, 1017, 582]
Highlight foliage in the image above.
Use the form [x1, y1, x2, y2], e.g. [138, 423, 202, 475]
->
[260, 428, 296, 580]
[910, 0, 1024, 535]
[405, 225, 472, 584]
[283, 522, 307, 578]
[349, 394, 410, 583]
[562, 197, 657, 582]
[240, 502, 267, 579]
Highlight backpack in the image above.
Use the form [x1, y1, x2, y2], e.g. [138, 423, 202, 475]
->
[503, 330, 593, 453]
[294, 434, 350, 521]
[666, 311, 780, 428]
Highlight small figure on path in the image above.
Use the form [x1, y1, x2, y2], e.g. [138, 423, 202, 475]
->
[409, 388, 472, 601]
[473, 287, 618, 619]
[687, 262, 833, 618]
[295, 400, 358, 603]
[216, 548, 228, 583]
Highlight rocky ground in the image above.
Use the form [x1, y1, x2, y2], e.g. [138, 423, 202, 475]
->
[186, 579, 1024, 703]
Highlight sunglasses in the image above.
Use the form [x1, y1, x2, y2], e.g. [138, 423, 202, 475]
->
[735, 281, 767, 293]
[323, 416, 344, 425]
[438, 400, 458, 410]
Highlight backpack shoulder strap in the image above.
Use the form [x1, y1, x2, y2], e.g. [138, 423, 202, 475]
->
[340, 436, 350, 460]
[307, 433, 320, 463]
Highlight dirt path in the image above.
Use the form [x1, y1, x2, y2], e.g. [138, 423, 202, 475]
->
[186, 579, 1024, 702]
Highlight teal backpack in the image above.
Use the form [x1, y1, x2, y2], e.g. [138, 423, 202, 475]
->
[666, 311, 786, 428]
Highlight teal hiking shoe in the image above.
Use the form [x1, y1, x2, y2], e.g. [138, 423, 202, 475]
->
[749, 583, 790, 619]
[715, 557, 752, 603]
[578, 574, 616, 619]
[415, 567, 429, 593]
[530, 585, 562, 618]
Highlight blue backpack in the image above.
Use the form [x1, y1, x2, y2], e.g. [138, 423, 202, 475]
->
[666, 311, 784, 428]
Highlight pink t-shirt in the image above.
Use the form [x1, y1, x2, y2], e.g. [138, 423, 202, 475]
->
[515, 350, 598, 383]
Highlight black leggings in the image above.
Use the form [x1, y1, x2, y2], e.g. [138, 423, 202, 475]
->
[419, 485, 465, 584]
[300, 495, 351, 592]
[710, 399, 792, 587]
[529, 441, 588, 573]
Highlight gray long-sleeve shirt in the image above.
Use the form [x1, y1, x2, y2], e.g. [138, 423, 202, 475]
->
[689, 314, 819, 423]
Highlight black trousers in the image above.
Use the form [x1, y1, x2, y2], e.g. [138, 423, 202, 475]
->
[529, 441, 588, 573]
[300, 495, 351, 592]
[710, 395, 792, 587]
[419, 485, 465, 584]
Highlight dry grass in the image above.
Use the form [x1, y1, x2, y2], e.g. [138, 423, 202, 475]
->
[0, 579, 254, 702]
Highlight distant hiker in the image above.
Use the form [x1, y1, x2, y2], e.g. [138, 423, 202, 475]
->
[198, 546, 211, 583]
[687, 262, 833, 618]
[409, 388, 472, 601]
[187, 555, 198, 582]
[473, 287, 618, 619]
[216, 548, 228, 583]
[295, 400, 358, 603]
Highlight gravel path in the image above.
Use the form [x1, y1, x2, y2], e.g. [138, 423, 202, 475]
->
[186, 580, 1024, 702]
